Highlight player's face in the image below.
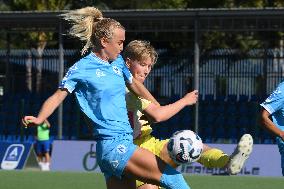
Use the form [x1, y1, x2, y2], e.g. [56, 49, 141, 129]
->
[128, 56, 153, 83]
[104, 28, 125, 61]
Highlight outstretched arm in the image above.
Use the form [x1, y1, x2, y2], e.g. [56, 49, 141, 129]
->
[23, 89, 68, 126]
[127, 77, 160, 106]
[260, 108, 284, 141]
[144, 90, 198, 123]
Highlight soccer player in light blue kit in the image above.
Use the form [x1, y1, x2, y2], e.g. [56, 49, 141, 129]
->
[260, 82, 284, 176]
[22, 7, 191, 189]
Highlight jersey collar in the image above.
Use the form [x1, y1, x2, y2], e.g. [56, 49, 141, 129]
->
[90, 52, 110, 65]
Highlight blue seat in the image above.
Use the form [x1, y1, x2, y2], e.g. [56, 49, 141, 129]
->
[250, 95, 262, 102]
[216, 95, 226, 102]
[239, 95, 249, 102]
[228, 127, 238, 143]
[5, 135, 18, 142]
[199, 125, 213, 143]
[238, 102, 249, 116]
[227, 95, 237, 102]
[239, 127, 248, 138]
[215, 102, 225, 113]
[214, 115, 225, 128]
[0, 135, 5, 141]
[204, 94, 214, 101]
[214, 126, 225, 142]
[226, 102, 237, 116]
[180, 115, 192, 129]
[204, 114, 215, 127]
[238, 116, 249, 128]
[225, 115, 239, 128]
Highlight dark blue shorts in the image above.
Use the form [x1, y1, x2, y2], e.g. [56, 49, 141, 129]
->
[35, 140, 51, 154]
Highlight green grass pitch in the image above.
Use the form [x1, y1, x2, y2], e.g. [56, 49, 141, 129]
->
[0, 170, 283, 189]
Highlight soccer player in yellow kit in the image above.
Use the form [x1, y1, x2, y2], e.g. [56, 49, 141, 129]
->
[123, 40, 253, 189]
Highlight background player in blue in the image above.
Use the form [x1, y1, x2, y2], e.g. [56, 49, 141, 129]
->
[22, 7, 191, 189]
[260, 82, 284, 176]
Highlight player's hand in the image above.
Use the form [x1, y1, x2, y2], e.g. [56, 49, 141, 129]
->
[183, 90, 198, 106]
[22, 116, 42, 128]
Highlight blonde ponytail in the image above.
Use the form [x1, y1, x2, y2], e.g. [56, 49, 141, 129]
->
[61, 7, 103, 55]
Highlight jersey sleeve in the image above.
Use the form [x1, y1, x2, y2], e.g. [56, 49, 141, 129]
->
[112, 55, 133, 84]
[59, 62, 83, 93]
[260, 83, 284, 114]
[122, 61, 133, 84]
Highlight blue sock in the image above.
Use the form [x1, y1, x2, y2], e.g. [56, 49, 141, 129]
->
[160, 165, 190, 189]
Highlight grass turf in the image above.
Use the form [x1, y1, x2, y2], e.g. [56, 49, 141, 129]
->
[0, 170, 283, 189]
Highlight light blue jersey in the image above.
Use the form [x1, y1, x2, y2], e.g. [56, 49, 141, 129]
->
[261, 81, 284, 176]
[260, 82, 284, 131]
[59, 53, 133, 139]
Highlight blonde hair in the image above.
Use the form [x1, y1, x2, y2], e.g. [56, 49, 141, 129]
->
[61, 7, 125, 55]
[123, 40, 158, 65]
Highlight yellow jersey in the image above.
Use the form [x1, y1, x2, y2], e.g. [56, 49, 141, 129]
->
[125, 88, 153, 139]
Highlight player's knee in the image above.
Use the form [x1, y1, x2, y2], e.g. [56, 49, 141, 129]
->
[160, 165, 190, 189]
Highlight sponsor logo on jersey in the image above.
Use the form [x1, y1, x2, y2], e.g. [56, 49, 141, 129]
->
[96, 69, 106, 77]
[112, 66, 122, 76]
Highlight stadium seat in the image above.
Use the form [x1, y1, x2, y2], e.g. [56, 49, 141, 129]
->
[228, 127, 238, 143]
[214, 126, 225, 142]
[204, 94, 214, 101]
[239, 95, 249, 102]
[215, 101, 225, 113]
[226, 102, 237, 116]
[227, 94, 237, 102]
[238, 116, 249, 128]
[238, 102, 249, 116]
[5, 135, 18, 142]
[0, 135, 5, 141]
[199, 125, 213, 143]
[216, 95, 226, 102]
[214, 115, 226, 128]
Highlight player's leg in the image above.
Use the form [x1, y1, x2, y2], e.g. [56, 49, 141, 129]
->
[159, 140, 178, 168]
[198, 144, 229, 168]
[152, 130, 246, 172]
[41, 140, 51, 171]
[158, 132, 242, 172]
[105, 147, 189, 189]
[97, 134, 190, 189]
[138, 131, 229, 170]
[227, 134, 253, 174]
[135, 136, 174, 189]
[124, 146, 190, 189]
[157, 131, 229, 169]
[281, 153, 284, 176]
[35, 141, 44, 170]
[35, 141, 42, 161]
[276, 137, 284, 176]
[138, 183, 159, 189]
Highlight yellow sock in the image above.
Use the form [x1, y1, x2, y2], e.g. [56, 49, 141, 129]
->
[197, 148, 229, 168]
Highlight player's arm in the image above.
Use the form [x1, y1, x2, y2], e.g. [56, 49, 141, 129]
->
[44, 119, 51, 128]
[260, 108, 284, 140]
[143, 90, 198, 123]
[23, 89, 68, 126]
[126, 77, 160, 105]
